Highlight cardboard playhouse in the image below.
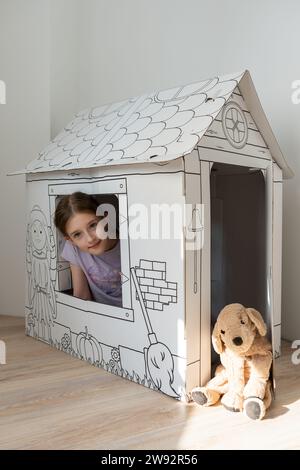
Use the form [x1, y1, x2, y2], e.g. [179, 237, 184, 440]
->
[13, 70, 292, 400]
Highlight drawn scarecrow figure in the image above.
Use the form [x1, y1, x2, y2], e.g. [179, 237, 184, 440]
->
[26, 206, 56, 342]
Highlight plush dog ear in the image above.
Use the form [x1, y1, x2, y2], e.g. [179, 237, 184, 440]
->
[212, 322, 224, 354]
[246, 308, 267, 336]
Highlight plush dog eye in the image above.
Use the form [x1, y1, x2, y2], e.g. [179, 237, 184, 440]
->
[241, 320, 245, 325]
[221, 330, 225, 334]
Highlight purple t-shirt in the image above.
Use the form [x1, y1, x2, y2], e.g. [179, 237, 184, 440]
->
[61, 239, 122, 307]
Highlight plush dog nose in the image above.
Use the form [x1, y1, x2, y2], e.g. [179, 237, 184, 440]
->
[233, 336, 243, 346]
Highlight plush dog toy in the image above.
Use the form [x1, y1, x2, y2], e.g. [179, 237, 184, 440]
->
[192, 303, 273, 420]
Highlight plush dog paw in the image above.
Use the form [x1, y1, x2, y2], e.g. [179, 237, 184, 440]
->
[243, 379, 267, 400]
[191, 387, 222, 406]
[191, 387, 208, 406]
[221, 391, 243, 412]
[243, 397, 266, 420]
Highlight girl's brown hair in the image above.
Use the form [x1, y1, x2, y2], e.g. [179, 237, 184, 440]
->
[54, 192, 99, 236]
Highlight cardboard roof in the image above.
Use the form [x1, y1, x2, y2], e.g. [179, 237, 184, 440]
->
[13, 70, 293, 178]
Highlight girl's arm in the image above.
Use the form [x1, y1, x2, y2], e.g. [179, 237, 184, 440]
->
[70, 264, 92, 301]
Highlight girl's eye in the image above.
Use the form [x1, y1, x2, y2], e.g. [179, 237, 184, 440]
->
[241, 320, 245, 325]
[73, 233, 80, 239]
[221, 330, 225, 335]
[90, 222, 97, 229]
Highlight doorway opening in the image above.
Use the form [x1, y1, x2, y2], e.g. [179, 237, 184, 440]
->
[210, 162, 266, 365]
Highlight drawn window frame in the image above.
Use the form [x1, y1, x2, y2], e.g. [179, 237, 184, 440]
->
[49, 178, 133, 322]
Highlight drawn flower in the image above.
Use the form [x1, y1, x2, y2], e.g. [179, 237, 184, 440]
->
[61, 333, 71, 352]
[111, 347, 120, 362]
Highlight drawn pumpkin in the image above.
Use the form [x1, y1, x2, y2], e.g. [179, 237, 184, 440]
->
[76, 326, 103, 365]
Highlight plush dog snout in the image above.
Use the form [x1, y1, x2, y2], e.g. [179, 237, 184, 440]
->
[233, 336, 243, 346]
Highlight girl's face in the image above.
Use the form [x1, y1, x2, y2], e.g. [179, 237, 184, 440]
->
[65, 211, 116, 255]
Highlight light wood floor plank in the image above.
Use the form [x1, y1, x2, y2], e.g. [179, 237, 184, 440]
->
[0, 315, 299, 450]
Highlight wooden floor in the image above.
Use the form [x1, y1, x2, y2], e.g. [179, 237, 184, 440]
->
[0, 315, 299, 450]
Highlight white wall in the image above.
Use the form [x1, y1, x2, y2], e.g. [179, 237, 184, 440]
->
[50, 0, 82, 136]
[1, 0, 300, 341]
[0, 0, 50, 317]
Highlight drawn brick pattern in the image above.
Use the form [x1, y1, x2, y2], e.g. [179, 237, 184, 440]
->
[135, 259, 178, 311]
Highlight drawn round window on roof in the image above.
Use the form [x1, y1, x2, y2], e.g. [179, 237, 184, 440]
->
[222, 101, 248, 149]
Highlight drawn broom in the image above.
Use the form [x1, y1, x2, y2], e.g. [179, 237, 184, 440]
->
[130, 267, 179, 398]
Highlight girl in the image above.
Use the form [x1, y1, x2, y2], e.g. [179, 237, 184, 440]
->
[54, 192, 122, 308]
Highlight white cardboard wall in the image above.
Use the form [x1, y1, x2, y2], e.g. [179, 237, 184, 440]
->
[26, 162, 187, 398]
